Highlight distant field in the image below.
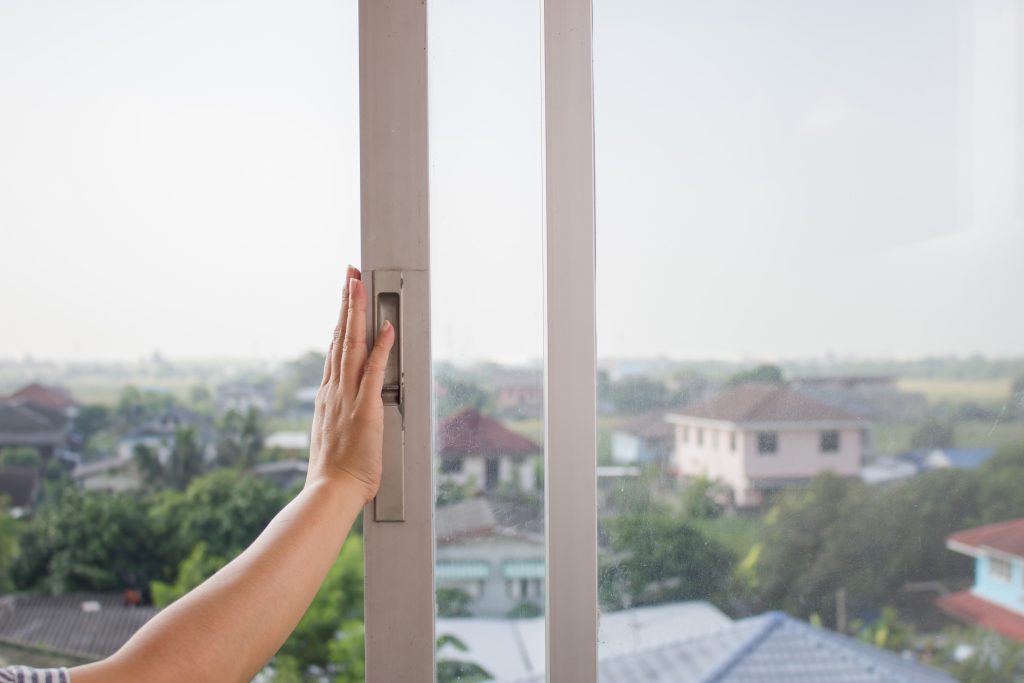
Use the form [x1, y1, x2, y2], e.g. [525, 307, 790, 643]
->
[897, 378, 1013, 406]
[873, 420, 1024, 455]
[505, 415, 629, 461]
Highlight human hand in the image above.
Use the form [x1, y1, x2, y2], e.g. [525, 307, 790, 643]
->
[307, 266, 395, 503]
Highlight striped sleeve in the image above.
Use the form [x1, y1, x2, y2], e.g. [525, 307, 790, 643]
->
[0, 666, 70, 682]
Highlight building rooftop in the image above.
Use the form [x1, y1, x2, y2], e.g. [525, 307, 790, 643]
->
[5, 383, 77, 411]
[947, 518, 1024, 558]
[499, 611, 953, 683]
[936, 590, 1024, 643]
[0, 401, 69, 441]
[0, 594, 158, 661]
[617, 411, 675, 440]
[670, 384, 860, 424]
[437, 408, 541, 457]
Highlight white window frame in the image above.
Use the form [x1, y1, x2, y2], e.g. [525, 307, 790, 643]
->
[359, 0, 597, 680]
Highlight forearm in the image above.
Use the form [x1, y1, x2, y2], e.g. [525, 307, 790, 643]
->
[72, 477, 365, 683]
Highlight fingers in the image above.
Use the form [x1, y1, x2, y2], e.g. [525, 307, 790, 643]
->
[341, 276, 369, 396]
[328, 266, 360, 384]
[356, 320, 395, 407]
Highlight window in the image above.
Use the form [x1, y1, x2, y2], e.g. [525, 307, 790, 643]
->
[681, 425, 689, 443]
[990, 557, 1013, 582]
[711, 430, 719, 450]
[696, 428, 704, 446]
[729, 432, 736, 452]
[757, 432, 779, 454]
[440, 457, 463, 474]
[820, 431, 840, 453]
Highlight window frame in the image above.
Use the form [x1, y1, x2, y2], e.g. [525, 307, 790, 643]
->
[757, 431, 779, 455]
[820, 430, 840, 453]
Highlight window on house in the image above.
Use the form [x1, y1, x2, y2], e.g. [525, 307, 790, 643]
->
[440, 457, 463, 474]
[696, 427, 704, 446]
[681, 425, 689, 443]
[821, 431, 840, 453]
[990, 557, 1013, 582]
[729, 432, 737, 452]
[757, 432, 778, 454]
[711, 430, 719, 450]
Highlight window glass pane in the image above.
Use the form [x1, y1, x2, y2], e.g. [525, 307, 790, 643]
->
[0, 0, 362, 674]
[429, 0, 546, 679]
[595, 0, 1023, 678]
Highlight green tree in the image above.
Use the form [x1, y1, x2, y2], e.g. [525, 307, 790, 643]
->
[150, 542, 227, 608]
[607, 376, 671, 414]
[601, 507, 732, 609]
[12, 487, 168, 594]
[215, 408, 265, 470]
[680, 476, 725, 520]
[725, 364, 784, 387]
[435, 377, 493, 419]
[436, 587, 474, 617]
[73, 405, 111, 445]
[274, 536, 365, 677]
[150, 469, 287, 563]
[133, 427, 207, 491]
[436, 634, 493, 683]
[115, 386, 176, 427]
[0, 447, 42, 467]
[0, 500, 20, 592]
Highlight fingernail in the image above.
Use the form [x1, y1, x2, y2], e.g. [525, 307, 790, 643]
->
[349, 277, 359, 294]
[381, 320, 392, 333]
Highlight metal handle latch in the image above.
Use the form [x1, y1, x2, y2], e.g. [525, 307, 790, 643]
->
[372, 270, 404, 521]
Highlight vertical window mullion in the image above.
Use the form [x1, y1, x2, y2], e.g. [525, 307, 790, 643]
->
[359, 0, 434, 680]
[542, 0, 599, 680]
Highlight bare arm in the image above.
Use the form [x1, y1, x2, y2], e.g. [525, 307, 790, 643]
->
[72, 267, 393, 683]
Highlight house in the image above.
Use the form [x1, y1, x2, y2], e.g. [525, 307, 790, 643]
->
[252, 459, 308, 490]
[116, 407, 215, 464]
[0, 593, 158, 663]
[667, 384, 868, 507]
[0, 468, 41, 516]
[72, 456, 141, 493]
[4, 383, 78, 417]
[491, 369, 543, 419]
[0, 399, 73, 460]
[489, 610, 953, 683]
[214, 380, 275, 415]
[610, 411, 674, 465]
[437, 408, 541, 495]
[436, 498, 544, 617]
[937, 519, 1024, 642]
[437, 601, 732, 681]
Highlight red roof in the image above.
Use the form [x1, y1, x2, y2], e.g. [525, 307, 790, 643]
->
[937, 590, 1024, 642]
[8, 383, 77, 410]
[674, 384, 858, 423]
[948, 519, 1024, 558]
[436, 408, 540, 457]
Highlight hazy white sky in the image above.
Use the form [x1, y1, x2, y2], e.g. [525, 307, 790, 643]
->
[1, 0, 1022, 363]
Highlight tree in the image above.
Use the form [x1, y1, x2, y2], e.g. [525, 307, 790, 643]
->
[149, 469, 287, 563]
[215, 408, 265, 470]
[115, 386, 176, 427]
[73, 405, 111, 445]
[436, 634, 493, 683]
[680, 476, 725, 520]
[12, 486, 169, 594]
[911, 417, 955, 450]
[607, 376, 671, 414]
[0, 447, 41, 467]
[436, 587, 474, 617]
[725, 364, 784, 387]
[150, 542, 226, 608]
[0, 501, 20, 592]
[133, 427, 207, 491]
[274, 536, 365, 678]
[435, 377, 493, 419]
[601, 508, 732, 609]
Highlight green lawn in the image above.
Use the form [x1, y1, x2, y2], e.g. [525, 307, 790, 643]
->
[897, 378, 1014, 406]
[872, 420, 1024, 455]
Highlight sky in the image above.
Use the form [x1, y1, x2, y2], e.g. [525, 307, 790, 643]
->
[1, 0, 1022, 363]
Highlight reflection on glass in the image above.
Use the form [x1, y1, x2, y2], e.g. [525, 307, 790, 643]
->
[595, 0, 1023, 680]
[429, 0, 546, 680]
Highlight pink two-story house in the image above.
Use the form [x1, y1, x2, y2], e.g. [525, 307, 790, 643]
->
[667, 384, 868, 507]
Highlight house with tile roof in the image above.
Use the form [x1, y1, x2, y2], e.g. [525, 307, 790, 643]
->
[4, 384, 78, 416]
[435, 498, 544, 617]
[0, 399, 73, 460]
[0, 593, 158, 663]
[437, 408, 541, 495]
[667, 384, 869, 507]
[611, 411, 675, 465]
[495, 610, 953, 683]
[937, 519, 1024, 642]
